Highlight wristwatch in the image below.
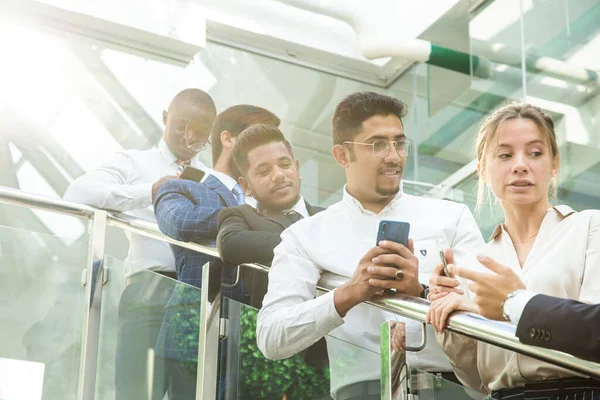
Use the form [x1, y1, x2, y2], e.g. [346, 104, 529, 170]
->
[501, 289, 525, 322]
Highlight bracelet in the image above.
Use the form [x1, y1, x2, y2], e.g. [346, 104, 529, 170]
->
[501, 289, 525, 322]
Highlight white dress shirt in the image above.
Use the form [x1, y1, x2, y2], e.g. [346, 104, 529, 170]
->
[257, 187, 484, 395]
[437, 205, 600, 394]
[504, 290, 538, 325]
[63, 139, 209, 276]
[282, 196, 309, 218]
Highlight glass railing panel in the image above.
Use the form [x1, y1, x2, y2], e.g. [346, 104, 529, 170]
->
[222, 297, 387, 400]
[408, 369, 489, 400]
[0, 222, 88, 400]
[95, 232, 214, 400]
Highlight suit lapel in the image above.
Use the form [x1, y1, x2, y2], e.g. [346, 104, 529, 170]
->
[305, 201, 324, 216]
[261, 209, 292, 229]
[204, 175, 237, 207]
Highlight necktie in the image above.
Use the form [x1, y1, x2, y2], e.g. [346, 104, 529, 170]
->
[232, 183, 245, 205]
[176, 160, 190, 176]
[286, 210, 304, 223]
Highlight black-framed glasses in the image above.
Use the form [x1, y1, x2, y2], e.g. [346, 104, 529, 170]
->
[343, 138, 412, 159]
[180, 120, 211, 152]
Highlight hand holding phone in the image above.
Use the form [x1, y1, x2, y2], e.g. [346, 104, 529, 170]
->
[371, 221, 422, 296]
[375, 220, 410, 283]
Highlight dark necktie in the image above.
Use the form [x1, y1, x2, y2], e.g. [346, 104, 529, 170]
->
[286, 210, 303, 223]
[232, 183, 245, 205]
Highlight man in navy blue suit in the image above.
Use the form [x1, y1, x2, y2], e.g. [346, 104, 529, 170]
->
[153, 105, 280, 399]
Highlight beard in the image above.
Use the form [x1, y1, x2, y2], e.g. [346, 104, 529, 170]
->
[375, 183, 400, 197]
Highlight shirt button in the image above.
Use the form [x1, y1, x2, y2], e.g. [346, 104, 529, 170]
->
[511, 367, 517, 374]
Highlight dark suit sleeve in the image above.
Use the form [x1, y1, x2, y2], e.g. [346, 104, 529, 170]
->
[154, 179, 222, 242]
[217, 207, 283, 266]
[516, 294, 600, 363]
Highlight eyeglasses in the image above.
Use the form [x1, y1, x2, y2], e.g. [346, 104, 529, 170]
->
[343, 138, 412, 159]
[180, 121, 210, 152]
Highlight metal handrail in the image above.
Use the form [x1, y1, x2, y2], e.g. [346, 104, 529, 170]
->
[1, 185, 599, 379]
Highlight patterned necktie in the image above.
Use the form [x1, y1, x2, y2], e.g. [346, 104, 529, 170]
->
[176, 159, 190, 176]
[232, 183, 245, 205]
[286, 210, 304, 223]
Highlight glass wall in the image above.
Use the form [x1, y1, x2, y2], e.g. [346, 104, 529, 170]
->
[2, 1, 598, 242]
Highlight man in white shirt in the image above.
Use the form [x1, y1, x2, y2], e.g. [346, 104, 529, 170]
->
[64, 88, 216, 400]
[257, 91, 484, 399]
[450, 259, 600, 363]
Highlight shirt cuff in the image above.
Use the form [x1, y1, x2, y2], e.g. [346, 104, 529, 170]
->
[504, 290, 537, 325]
[315, 289, 345, 330]
[135, 183, 154, 209]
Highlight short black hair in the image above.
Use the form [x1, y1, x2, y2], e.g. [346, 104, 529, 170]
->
[210, 105, 280, 163]
[232, 124, 294, 174]
[332, 91, 408, 145]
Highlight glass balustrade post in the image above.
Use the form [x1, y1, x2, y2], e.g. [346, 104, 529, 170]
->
[196, 261, 220, 399]
[381, 321, 410, 400]
[77, 210, 108, 400]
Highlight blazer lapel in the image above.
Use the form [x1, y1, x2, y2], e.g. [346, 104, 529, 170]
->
[204, 175, 237, 207]
[305, 201, 324, 216]
[261, 209, 292, 229]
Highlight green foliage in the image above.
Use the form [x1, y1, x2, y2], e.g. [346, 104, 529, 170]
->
[239, 307, 331, 400]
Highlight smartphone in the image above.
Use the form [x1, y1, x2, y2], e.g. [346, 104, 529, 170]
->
[376, 220, 410, 246]
[436, 239, 451, 277]
[180, 166, 206, 182]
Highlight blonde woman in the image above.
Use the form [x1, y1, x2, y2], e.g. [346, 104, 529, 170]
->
[425, 103, 600, 399]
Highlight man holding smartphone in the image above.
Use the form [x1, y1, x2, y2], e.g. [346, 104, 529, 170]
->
[257, 92, 484, 399]
[64, 88, 216, 400]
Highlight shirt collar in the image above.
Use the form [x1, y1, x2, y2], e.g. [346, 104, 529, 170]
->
[282, 196, 308, 218]
[342, 184, 403, 215]
[158, 139, 179, 166]
[158, 139, 209, 169]
[209, 170, 238, 192]
[489, 205, 577, 241]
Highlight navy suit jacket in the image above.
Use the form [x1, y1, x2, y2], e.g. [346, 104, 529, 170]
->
[154, 175, 245, 362]
[154, 174, 240, 295]
[516, 294, 600, 363]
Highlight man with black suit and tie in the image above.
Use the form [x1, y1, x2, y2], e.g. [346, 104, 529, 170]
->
[216, 124, 329, 398]
[217, 123, 323, 306]
[449, 260, 600, 363]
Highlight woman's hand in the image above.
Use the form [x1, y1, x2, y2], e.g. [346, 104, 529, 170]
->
[426, 292, 478, 333]
[451, 255, 526, 320]
[428, 248, 464, 302]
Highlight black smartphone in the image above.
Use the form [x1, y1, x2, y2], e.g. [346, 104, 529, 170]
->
[180, 166, 206, 182]
[376, 220, 410, 246]
[376, 220, 410, 283]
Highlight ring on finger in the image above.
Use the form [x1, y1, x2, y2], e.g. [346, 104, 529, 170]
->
[394, 269, 404, 281]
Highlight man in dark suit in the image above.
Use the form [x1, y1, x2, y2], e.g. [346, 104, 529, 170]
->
[451, 260, 600, 363]
[217, 123, 323, 306]
[216, 124, 329, 397]
[153, 105, 280, 400]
